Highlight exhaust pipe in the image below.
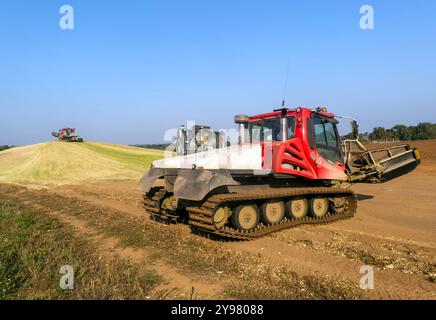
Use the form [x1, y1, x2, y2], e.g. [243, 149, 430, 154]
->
[234, 114, 249, 144]
[176, 126, 187, 156]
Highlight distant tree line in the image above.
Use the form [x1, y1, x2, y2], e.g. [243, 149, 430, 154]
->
[132, 144, 170, 150]
[0, 145, 14, 151]
[345, 122, 436, 142]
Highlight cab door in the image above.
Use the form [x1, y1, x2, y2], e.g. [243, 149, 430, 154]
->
[313, 115, 343, 165]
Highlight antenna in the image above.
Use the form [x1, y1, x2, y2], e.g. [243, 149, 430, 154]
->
[282, 59, 290, 107]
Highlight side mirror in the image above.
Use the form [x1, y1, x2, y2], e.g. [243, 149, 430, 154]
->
[351, 120, 359, 139]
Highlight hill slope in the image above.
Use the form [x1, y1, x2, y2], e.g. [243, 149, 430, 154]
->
[0, 142, 164, 185]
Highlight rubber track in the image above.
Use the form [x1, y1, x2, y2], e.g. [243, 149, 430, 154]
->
[144, 187, 357, 240]
[143, 188, 179, 220]
[187, 187, 357, 240]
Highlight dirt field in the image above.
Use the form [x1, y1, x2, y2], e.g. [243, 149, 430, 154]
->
[0, 140, 435, 299]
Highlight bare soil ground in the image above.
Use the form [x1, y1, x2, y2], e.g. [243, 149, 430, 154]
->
[1, 140, 435, 299]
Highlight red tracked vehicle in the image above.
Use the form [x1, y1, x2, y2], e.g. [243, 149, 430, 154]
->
[51, 128, 83, 142]
[139, 107, 420, 240]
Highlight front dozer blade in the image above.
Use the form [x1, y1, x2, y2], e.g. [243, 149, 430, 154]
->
[345, 142, 420, 183]
[372, 145, 420, 182]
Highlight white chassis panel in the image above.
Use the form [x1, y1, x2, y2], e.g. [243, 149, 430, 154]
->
[153, 144, 263, 171]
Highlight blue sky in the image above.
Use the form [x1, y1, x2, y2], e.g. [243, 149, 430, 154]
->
[1, 0, 435, 145]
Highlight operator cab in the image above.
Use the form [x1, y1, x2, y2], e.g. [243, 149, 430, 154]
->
[247, 107, 343, 166]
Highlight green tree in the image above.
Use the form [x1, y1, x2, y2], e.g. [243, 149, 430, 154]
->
[392, 125, 411, 140]
[0, 145, 13, 152]
[369, 127, 387, 141]
[411, 122, 435, 140]
[368, 122, 436, 142]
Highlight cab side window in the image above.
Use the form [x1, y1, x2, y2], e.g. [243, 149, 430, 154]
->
[287, 116, 296, 139]
[313, 115, 342, 164]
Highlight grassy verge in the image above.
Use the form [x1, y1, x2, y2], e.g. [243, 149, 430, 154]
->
[0, 198, 162, 299]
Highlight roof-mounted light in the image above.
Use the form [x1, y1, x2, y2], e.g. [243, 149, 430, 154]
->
[316, 106, 328, 113]
[234, 114, 250, 124]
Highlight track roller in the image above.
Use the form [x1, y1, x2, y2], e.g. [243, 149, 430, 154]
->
[260, 200, 285, 225]
[286, 197, 309, 219]
[212, 206, 230, 229]
[309, 197, 329, 218]
[231, 204, 260, 231]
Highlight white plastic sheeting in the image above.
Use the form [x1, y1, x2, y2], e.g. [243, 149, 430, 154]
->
[152, 144, 263, 170]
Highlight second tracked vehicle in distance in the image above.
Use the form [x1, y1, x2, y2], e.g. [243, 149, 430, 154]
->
[52, 128, 84, 142]
[139, 107, 420, 240]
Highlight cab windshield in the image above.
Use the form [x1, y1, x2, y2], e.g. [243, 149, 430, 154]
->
[250, 116, 295, 143]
